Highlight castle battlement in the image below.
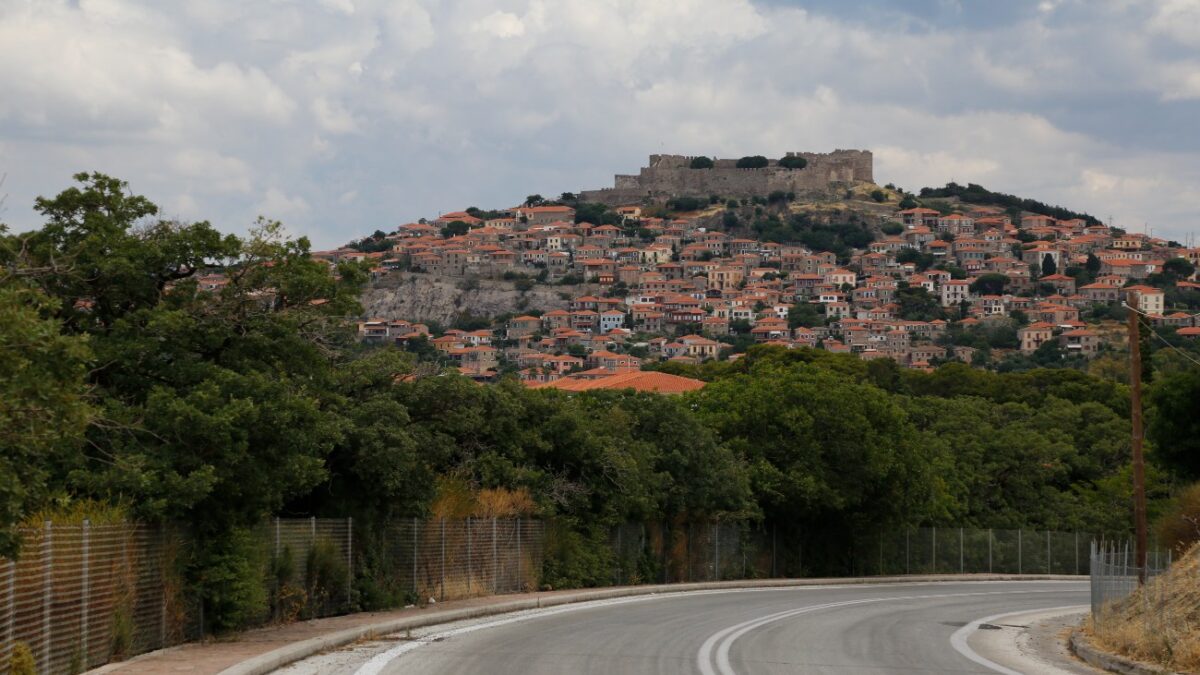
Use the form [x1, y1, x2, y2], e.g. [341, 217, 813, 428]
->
[581, 150, 873, 205]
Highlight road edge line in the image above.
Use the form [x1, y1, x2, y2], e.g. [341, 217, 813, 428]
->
[214, 574, 1082, 675]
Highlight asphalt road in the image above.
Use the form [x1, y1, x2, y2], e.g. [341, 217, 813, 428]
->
[280, 581, 1095, 675]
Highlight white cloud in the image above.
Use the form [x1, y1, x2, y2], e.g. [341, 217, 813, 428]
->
[471, 10, 525, 38]
[0, 0, 1198, 245]
[1148, 0, 1200, 47]
[312, 98, 361, 135]
[256, 188, 310, 221]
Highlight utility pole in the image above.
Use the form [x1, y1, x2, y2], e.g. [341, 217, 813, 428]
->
[1127, 290, 1148, 584]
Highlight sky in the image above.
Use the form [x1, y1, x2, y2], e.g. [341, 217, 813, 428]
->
[1, 0, 1199, 248]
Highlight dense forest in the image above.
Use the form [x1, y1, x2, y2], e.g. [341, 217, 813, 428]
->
[2, 174, 1198, 630]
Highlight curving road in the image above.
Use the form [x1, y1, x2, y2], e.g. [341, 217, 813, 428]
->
[279, 581, 1097, 675]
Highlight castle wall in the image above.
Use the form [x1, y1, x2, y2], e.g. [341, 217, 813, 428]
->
[580, 150, 873, 205]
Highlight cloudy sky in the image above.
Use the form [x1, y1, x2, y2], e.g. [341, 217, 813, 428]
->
[1, 0, 1198, 248]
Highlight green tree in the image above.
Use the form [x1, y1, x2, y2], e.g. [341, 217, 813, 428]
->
[788, 302, 824, 329]
[778, 156, 808, 169]
[895, 286, 945, 321]
[1148, 371, 1200, 480]
[870, 189, 887, 203]
[0, 286, 93, 556]
[969, 273, 1009, 296]
[689, 156, 714, 169]
[1041, 253, 1058, 277]
[735, 155, 769, 169]
[440, 220, 470, 238]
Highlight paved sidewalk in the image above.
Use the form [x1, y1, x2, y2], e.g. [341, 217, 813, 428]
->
[87, 574, 1085, 675]
[90, 589, 588, 674]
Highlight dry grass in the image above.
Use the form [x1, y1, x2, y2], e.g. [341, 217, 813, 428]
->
[1087, 542, 1200, 671]
[430, 476, 537, 519]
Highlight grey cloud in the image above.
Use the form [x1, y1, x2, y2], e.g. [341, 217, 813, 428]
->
[0, 0, 1197, 247]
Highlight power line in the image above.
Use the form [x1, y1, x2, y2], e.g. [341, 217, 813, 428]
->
[1138, 316, 1200, 370]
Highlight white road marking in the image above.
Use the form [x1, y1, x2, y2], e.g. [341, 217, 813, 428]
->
[949, 604, 1087, 675]
[353, 585, 849, 675]
[697, 589, 1079, 675]
[347, 582, 1083, 675]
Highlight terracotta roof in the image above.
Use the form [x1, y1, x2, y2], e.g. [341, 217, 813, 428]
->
[530, 371, 706, 394]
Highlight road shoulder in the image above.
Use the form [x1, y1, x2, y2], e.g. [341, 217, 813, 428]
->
[967, 606, 1102, 674]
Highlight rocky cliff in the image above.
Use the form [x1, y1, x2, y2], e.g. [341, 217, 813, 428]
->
[361, 272, 600, 325]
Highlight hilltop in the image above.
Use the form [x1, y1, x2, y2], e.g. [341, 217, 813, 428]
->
[316, 156, 1198, 385]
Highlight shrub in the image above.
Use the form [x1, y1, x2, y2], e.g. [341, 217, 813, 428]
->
[306, 539, 350, 617]
[871, 189, 887, 203]
[110, 603, 134, 660]
[881, 222, 904, 236]
[736, 155, 769, 169]
[10, 642, 36, 675]
[779, 155, 808, 169]
[689, 156, 714, 169]
[1155, 482, 1200, 555]
[193, 528, 269, 633]
[666, 196, 706, 212]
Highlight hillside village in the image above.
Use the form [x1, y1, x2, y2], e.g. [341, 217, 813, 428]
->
[209, 154, 1200, 390]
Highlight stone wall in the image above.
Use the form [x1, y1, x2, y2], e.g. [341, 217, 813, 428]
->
[580, 150, 873, 205]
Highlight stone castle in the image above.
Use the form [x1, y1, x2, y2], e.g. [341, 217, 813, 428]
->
[578, 150, 873, 205]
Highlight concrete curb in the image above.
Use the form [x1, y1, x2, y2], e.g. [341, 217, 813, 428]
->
[213, 574, 1082, 675]
[1069, 630, 1182, 675]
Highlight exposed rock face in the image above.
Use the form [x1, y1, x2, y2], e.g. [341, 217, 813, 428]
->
[361, 272, 599, 325]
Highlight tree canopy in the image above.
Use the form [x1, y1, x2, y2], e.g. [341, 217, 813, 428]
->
[735, 155, 769, 169]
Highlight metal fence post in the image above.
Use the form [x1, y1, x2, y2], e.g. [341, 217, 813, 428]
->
[82, 519, 90, 664]
[905, 529, 910, 575]
[615, 525, 622, 585]
[492, 518, 498, 594]
[347, 517, 354, 605]
[772, 524, 777, 578]
[931, 527, 936, 574]
[412, 517, 418, 598]
[6, 557, 15, 668]
[275, 517, 280, 560]
[440, 518, 446, 602]
[466, 517, 472, 594]
[160, 527, 168, 648]
[516, 518, 522, 592]
[1018, 528, 1023, 574]
[959, 528, 963, 574]
[1046, 530, 1051, 574]
[1075, 531, 1079, 575]
[714, 523, 720, 581]
[988, 529, 993, 573]
[42, 520, 52, 674]
[5, 558, 13, 669]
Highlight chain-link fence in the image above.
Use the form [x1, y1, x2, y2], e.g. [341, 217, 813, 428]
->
[607, 524, 1098, 585]
[1089, 541, 1171, 625]
[385, 518, 544, 603]
[877, 527, 1092, 576]
[0, 517, 544, 673]
[0, 522, 177, 675]
[609, 522, 778, 585]
[0, 518, 1107, 673]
